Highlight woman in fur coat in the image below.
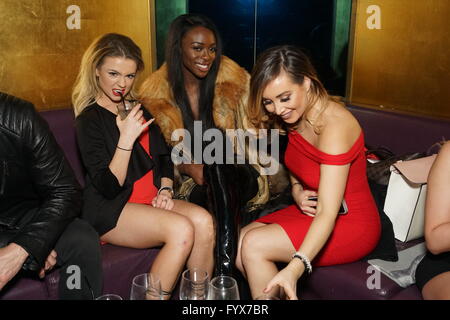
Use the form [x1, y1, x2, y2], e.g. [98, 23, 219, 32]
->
[139, 14, 270, 276]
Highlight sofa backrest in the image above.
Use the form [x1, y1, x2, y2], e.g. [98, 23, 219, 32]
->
[39, 108, 85, 186]
[39, 106, 450, 187]
[348, 105, 450, 155]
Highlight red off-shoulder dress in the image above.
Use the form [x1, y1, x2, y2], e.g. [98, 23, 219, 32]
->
[257, 130, 381, 266]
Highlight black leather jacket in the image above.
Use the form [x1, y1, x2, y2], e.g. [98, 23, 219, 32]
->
[0, 92, 81, 271]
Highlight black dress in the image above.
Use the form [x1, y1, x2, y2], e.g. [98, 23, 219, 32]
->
[75, 103, 174, 235]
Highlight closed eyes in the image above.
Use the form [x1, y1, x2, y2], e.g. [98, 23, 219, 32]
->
[262, 96, 290, 105]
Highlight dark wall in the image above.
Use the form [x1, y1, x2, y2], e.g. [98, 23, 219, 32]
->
[188, 0, 255, 73]
[188, 0, 348, 96]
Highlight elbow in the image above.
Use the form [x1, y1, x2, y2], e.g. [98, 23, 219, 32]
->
[92, 181, 123, 200]
[315, 210, 337, 229]
[426, 241, 445, 255]
[103, 190, 121, 200]
[425, 235, 445, 255]
[92, 170, 124, 199]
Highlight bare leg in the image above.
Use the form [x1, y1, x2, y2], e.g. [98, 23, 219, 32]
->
[171, 199, 215, 278]
[240, 223, 295, 299]
[235, 222, 266, 278]
[101, 203, 194, 298]
[421, 271, 450, 300]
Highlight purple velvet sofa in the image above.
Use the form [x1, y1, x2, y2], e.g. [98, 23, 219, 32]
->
[1, 105, 449, 300]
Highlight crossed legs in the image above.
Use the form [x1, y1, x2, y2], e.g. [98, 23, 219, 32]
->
[101, 200, 215, 299]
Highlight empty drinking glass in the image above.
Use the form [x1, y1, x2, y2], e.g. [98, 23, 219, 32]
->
[207, 275, 240, 300]
[116, 99, 139, 120]
[255, 294, 280, 300]
[95, 294, 123, 300]
[179, 268, 209, 300]
[130, 273, 162, 300]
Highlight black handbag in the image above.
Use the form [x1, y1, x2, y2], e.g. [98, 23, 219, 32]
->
[366, 146, 426, 185]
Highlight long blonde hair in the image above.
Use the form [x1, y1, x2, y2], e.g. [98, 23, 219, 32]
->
[72, 33, 144, 117]
[248, 45, 330, 133]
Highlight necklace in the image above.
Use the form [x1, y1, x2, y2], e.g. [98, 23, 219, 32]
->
[295, 116, 315, 134]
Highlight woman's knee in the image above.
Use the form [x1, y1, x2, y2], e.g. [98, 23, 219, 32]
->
[165, 215, 195, 250]
[422, 272, 450, 300]
[240, 229, 266, 265]
[189, 207, 215, 240]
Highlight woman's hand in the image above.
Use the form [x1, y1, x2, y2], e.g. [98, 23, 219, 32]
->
[152, 190, 174, 211]
[263, 264, 301, 300]
[292, 184, 318, 216]
[116, 104, 154, 148]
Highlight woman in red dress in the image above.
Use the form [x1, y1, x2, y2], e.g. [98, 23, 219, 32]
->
[236, 46, 381, 299]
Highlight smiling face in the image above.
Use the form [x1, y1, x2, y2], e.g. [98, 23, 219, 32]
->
[181, 26, 217, 80]
[95, 56, 138, 104]
[262, 71, 311, 124]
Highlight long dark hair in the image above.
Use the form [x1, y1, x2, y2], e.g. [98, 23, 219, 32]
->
[165, 13, 223, 133]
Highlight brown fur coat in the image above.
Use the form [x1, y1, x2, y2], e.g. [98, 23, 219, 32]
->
[139, 56, 251, 146]
[138, 56, 282, 208]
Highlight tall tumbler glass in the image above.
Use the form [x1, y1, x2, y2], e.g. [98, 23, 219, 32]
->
[130, 273, 162, 300]
[179, 268, 209, 300]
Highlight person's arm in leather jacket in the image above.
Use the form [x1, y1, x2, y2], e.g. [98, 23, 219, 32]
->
[9, 104, 81, 270]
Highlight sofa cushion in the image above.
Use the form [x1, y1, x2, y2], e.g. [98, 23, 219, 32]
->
[45, 244, 160, 300]
[0, 274, 49, 300]
[0, 245, 160, 300]
[39, 109, 85, 186]
[300, 260, 422, 300]
[99, 244, 160, 299]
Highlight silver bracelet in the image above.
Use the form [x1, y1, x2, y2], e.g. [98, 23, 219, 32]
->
[292, 251, 313, 275]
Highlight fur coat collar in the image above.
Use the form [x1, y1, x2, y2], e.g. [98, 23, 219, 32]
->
[138, 56, 250, 147]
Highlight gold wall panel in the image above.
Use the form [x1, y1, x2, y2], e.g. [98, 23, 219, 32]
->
[0, 0, 155, 111]
[348, 0, 450, 120]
